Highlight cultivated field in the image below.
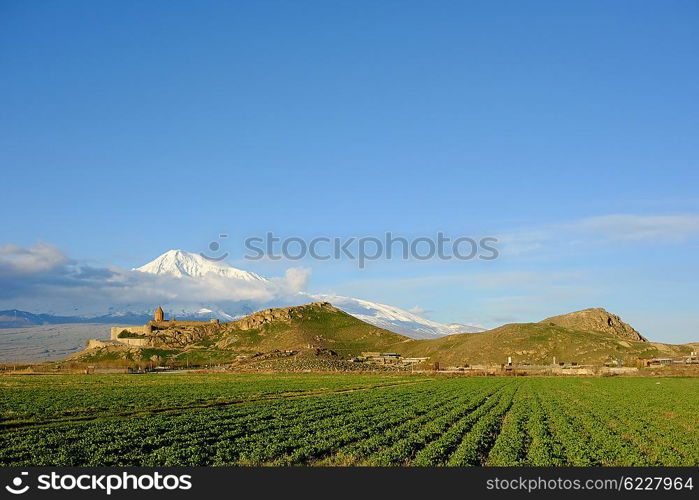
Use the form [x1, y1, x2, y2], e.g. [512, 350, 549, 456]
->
[0, 374, 697, 466]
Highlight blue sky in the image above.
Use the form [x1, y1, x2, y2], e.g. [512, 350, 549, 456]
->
[1, 1, 698, 342]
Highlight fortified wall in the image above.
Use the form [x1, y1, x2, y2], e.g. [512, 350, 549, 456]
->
[110, 325, 152, 340]
[110, 306, 220, 347]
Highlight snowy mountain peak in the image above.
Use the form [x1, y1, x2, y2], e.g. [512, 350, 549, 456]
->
[134, 250, 267, 282]
[128, 250, 482, 339]
[310, 294, 485, 339]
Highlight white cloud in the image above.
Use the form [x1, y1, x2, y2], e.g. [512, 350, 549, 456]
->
[572, 214, 699, 241]
[0, 243, 69, 276]
[278, 267, 312, 293]
[0, 244, 311, 316]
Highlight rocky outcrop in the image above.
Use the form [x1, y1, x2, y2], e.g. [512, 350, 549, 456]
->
[150, 325, 215, 347]
[540, 308, 647, 342]
[231, 302, 337, 331]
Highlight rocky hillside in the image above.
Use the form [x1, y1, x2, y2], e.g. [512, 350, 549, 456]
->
[399, 308, 693, 366]
[68, 303, 695, 369]
[230, 302, 330, 330]
[399, 322, 692, 366]
[539, 308, 647, 342]
[69, 302, 412, 367]
[216, 302, 411, 355]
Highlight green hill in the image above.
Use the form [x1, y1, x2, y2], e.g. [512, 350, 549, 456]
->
[399, 321, 692, 366]
[397, 307, 694, 366]
[68, 302, 412, 368]
[69, 303, 694, 369]
[214, 302, 411, 356]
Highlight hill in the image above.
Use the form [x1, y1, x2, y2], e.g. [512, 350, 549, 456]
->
[399, 318, 692, 366]
[67, 303, 695, 369]
[68, 302, 412, 368]
[215, 302, 412, 355]
[539, 308, 647, 342]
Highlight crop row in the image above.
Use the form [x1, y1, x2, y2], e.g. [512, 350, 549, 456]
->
[0, 377, 696, 466]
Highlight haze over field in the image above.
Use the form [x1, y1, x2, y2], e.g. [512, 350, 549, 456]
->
[0, 324, 111, 363]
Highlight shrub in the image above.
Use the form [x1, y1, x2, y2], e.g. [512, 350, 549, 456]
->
[117, 330, 146, 339]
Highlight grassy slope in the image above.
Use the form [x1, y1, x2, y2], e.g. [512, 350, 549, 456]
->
[399, 322, 695, 366]
[215, 304, 696, 365]
[68, 304, 411, 366]
[217, 304, 411, 357]
[68, 303, 695, 367]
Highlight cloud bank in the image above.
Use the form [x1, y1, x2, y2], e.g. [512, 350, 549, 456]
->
[0, 243, 311, 316]
[0, 243, 70, 277]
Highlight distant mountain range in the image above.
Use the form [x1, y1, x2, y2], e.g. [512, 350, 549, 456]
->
[0, 249, 483, 339]
[0, 309, 153, 328]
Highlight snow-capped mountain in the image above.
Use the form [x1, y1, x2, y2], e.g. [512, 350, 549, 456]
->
[7, 250, 481, 339]
[128, 249, 483, 339]
[310, 294, 484, 338]
[134, 249, 267, 282]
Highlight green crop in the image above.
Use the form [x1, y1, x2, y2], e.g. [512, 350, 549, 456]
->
[0, 375, 696, 466]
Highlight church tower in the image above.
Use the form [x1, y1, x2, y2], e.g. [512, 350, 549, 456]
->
[154, 306, 164, 322]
